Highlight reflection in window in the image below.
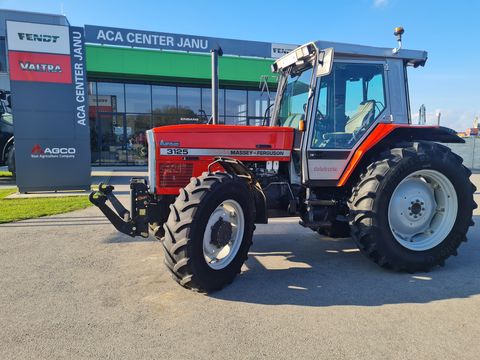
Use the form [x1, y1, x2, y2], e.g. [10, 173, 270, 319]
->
[178, 87, 200, 115]
[89, 81, 280, 164]
[248, 90, 268, 117]
[226, 89, 247, 117]
[0, 37, 6, 73]
[201, 88, 225, 117]
[97, 82, 125, 112]
[225, 117, 247, 126]
[125, 84, 151, 113]
[153, 114, 178, 127]
[152, 85, 177, 114]
[126, 114, 151, 165]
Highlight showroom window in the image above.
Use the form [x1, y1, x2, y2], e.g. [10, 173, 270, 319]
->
[152, 85, 177, 114]
[96, 82, 125, 112]
[0, 37, 7, 73]
[178, 87, 201, 115]
[125, 84, 151, 113]
[88, 80, 276, 165]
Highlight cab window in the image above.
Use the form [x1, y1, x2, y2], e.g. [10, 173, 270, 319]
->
[311, 63, 386, 149]
[278, 67, 313, 129]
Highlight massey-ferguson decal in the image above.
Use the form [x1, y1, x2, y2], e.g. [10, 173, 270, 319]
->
[160, 148, 291, 157]
[9, 51, 72, 83]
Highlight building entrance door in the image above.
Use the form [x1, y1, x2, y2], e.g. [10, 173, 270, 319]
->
[126, 114, 150, 165]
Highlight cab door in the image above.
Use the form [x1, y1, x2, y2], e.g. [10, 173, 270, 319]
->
[302, 60, 391, 184]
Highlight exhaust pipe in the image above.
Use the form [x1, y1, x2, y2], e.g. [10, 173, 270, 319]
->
[211, 47, 223, 125]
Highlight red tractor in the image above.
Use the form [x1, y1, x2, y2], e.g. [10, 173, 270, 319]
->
[91, 29, 476, 292]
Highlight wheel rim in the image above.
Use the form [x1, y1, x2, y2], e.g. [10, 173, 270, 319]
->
[387, 169, 458, 251]
[203, 199, 245, 270]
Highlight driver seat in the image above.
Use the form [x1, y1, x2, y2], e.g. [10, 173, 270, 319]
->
[344, 100, 375, 133]
[282, 114, 303, 129]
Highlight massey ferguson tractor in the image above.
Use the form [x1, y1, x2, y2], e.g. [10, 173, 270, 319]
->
[90, 28, 476, 292]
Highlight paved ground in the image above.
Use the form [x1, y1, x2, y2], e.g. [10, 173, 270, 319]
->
[1, 174, 480, 359]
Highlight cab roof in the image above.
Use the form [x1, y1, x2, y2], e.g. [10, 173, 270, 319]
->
[314, 40, 428, 67]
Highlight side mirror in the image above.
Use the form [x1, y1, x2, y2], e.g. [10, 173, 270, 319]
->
[317, 48, 334, 77]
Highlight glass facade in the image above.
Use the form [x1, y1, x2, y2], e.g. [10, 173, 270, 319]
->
[89, 80, 276, 165]
[0, 37, 7, 73]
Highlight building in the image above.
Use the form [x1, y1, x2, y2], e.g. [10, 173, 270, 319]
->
[0, 9, 293, 166]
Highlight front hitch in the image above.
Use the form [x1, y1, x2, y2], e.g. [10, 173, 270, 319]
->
[89, 178, 151, 238]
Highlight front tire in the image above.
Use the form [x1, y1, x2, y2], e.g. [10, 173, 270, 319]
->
[348, 142, 476, 272]
[162, 172, 255, 292]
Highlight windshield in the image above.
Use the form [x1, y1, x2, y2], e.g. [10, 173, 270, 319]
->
[275, 67, 314, 128]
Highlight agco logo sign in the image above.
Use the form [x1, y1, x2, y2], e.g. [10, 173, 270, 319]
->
[17, 33, 60, 43]
[31, 144, 76, 159]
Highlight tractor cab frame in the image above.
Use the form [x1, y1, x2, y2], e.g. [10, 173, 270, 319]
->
[270, 41, 429, 187]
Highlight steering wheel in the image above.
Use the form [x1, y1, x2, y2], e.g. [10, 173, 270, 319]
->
[303, 103, 325, 121]
[348, 109, 376, 146]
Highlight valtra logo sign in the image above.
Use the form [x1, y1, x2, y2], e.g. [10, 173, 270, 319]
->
[19, 61, 62, 73]
[9, 51, 72, 84]
[31, 144, 76, 159]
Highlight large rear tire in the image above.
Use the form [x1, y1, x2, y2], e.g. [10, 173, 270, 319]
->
[161, 172, 255, 292]
[348, 142, 476, 272]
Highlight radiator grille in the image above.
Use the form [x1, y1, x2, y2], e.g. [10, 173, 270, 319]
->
[159, 163, 193, 188]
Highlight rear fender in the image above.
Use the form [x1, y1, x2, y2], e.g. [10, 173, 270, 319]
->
[339, 125, 464, 187]
[210, 157, 268, 224]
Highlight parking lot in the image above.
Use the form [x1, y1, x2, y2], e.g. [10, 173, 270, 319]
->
[1, 174, 480, 359]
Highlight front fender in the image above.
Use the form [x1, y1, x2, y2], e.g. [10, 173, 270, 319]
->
[210, 157, 268, 224]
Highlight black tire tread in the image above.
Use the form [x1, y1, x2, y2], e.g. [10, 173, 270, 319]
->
[348, 141, 476, 272]
[161, 172, 254, 292]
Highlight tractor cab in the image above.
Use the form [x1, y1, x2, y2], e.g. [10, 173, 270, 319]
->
[271, 39, 428, 183]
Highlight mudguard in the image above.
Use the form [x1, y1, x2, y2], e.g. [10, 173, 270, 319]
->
[338, 124, 464, 187]
[211, 157, 268, 224]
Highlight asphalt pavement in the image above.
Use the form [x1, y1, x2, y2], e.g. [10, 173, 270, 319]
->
[1, 174, 480, 359]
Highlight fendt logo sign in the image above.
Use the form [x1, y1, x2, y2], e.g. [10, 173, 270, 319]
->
[7, 21, 69, 54]
[271, 43, 298, 59]
[31, 144, 77, 159]
[18, 33, 60, 43]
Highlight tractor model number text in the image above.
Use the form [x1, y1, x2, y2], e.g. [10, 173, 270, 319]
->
[166, 148, 188, 155]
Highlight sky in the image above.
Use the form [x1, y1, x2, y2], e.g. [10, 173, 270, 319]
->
[1, 0, 479, 131]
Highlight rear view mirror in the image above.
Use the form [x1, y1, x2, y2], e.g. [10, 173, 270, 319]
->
[317, 48, 334, 77]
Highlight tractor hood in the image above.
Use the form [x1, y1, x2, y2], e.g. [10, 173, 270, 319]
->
[147, 124, 295, 195]
[151, 124, 294, 153]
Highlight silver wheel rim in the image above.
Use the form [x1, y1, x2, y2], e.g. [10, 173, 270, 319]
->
[203, 199, 245, 270]
[387, 169, 458, 251]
